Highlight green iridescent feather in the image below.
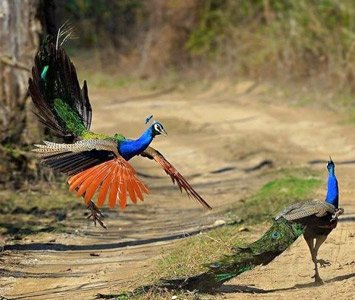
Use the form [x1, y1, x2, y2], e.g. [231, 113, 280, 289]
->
[53, 99, 126, 142]
[198, 218, 304, 288]
[53, 98, 88, 137]
[152, 218, 304, 292]
[29, 38, 93, 141]
[41, 65, 49, 80]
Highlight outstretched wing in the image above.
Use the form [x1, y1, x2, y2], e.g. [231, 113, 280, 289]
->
[34, 140, 148, 210]
[28, 36, 92, 141]
[141, 146, 212, 210]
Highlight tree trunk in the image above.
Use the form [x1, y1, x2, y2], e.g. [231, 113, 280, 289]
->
[0, 0, 42, 187]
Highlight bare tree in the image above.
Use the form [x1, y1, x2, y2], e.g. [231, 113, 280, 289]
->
[0, 0, 41, 186]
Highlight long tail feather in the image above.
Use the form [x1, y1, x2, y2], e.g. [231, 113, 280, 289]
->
[155, 218, 304, 292]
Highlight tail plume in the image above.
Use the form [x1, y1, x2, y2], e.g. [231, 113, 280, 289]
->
[157, 218, 304, 292]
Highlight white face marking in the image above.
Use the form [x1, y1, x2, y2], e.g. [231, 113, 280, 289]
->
[152, 122, 167, 135]
[154, 123, 162, 133]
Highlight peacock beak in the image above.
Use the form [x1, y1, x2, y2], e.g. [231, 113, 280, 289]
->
[160, 128, 168, 136]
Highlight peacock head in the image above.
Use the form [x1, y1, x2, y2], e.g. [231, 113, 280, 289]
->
[327, 157, 335, 174]
[151, 121, 168, 137]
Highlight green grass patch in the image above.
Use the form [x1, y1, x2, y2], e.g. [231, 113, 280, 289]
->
[153, 226, 245, 280]
[240, 168, 321, 223]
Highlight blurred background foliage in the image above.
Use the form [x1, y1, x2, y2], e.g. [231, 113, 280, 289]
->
[56, 0, 354, 93]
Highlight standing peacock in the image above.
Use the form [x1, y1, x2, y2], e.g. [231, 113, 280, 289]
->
[152, 159, 343, 292]
[28, 31, 211, 227]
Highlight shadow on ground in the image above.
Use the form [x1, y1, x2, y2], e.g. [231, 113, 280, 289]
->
[219, 272, 355, 294]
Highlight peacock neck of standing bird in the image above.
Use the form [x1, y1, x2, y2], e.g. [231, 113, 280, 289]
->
[325, 159, 339, 208]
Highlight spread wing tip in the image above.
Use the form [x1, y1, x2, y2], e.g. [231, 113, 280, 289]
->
[142, 147, 212, 210]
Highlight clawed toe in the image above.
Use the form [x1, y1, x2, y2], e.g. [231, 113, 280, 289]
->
[317, 259, 331, 268]
[87, 202, 107, 229]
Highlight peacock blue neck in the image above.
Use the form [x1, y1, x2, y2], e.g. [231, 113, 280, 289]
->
[325, 168, 339, 208]
[118, 126, 155, 160]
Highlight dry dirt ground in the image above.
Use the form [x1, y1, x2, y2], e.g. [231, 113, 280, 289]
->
[1, 81, 354, 299]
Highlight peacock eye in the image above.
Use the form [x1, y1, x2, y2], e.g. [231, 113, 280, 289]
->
[271, 231, 281, 239]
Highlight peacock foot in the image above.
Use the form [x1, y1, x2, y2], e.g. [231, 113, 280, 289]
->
[312, 273, 324, 285]
[317, 259, 331, 268]
[87, 201, 107, 229]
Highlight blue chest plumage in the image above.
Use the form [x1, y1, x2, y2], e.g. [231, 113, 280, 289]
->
[118, 127, 154, 160]
[325, 173, 339, 208]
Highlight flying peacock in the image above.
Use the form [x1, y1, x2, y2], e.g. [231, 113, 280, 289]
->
[28, 29, 211, 227]
[148, 158, 344, 292]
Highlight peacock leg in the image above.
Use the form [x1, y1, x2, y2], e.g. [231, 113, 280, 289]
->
[314, 235, 329, 267]
[304, 235, 315, 262]
[311, 235, 328, 283]
[87, 200, 107, 229]
[304, 235, 322, 283]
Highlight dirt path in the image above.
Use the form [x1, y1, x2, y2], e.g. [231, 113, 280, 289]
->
[1, 81, 354, 299]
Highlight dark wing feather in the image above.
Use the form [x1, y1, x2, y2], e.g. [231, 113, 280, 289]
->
[28, 38, 92, 141]
[81, 81, 92, 129]
[41, 150, 115, 175]
[34, 139, 119, 175]
[141, 146, 212, 210]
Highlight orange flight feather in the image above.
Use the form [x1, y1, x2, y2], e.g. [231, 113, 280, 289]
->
[67, 157, 149, 210]
[68, 163, 102, 185]
[127, 179, 137, 204]
[119, 175, 127, 210]
[84, 164, 111, 203]
[76, 171, 100, 197]
[131, 178, 144, 201]
[97, 170, 113, 207]
[109, 165, 119, 208]
[137, 181, 149, 194]
[68, 165, 101, 191]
